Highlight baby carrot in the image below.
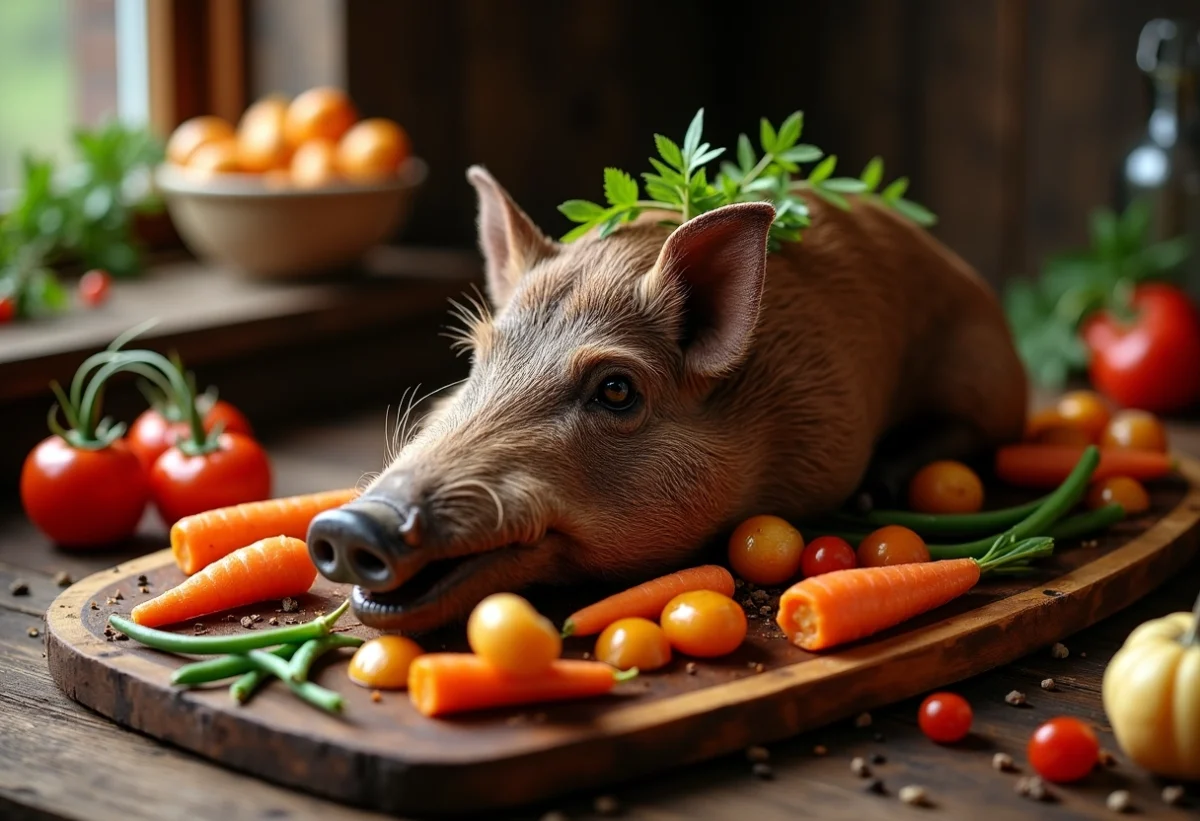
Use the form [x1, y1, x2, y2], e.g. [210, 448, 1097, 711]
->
[171, 488, 359, 575]
[562, 565, 735, 637]
[777, 536, 1053, 651]
[407, 654, 637, 717]
[995, 444, 1175, 489]
[132, 536, 318, 627]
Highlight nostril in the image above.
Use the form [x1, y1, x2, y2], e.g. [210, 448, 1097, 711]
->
[351, 548, 390, 580]
[310, 539, 336, 571]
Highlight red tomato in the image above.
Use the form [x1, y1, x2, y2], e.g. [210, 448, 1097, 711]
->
[20, 436, 148, 547]
[0, 296, 15, 323]
[800, 536, 857, 577]
[202, 399, 254, 437]
[1082, 283, 1200, 413]
[918, 692, 973, 743]
[128, 409, 188, 470]
[1027, 717, 1099, 783]
[149, 432, 272, 526]
[78, 269, 112, 307]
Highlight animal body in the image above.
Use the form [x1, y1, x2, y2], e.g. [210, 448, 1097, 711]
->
[307, 165, 1028, 631]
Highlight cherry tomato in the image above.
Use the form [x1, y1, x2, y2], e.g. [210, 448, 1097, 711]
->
[0, 296, 15, 323]
[347, 635, 424, 689]
[1101, 409, 1168, 453]
[1086, 476, 1150, 515]
[1082, 283, 1200, 413]
[728, 514, 805, 585]
[594, 617, 672, 671]
[202, 398, 254, 437]
[918, 692, 973, 743]
[1053, 391, 1111, 443]
[78, 269, 112, 307]
[857, 525, 930, 568]
[20, 436, 148, 547]
[660, 590, 747, 658]
[800, 536, 857, 578]
[907, 460, 984, 514]
[467, 593, 560, 675]
[128, 401, 254, 469]
[1027, 717, 1099, 783]
[149, 432, 272, 526]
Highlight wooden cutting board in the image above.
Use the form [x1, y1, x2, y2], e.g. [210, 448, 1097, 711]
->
[46, 460, 1200, 816]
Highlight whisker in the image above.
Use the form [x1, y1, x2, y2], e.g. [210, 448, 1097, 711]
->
[398, 377, 468, 448]
[432, 478, 504, 532]
[356, 471, 380, 493]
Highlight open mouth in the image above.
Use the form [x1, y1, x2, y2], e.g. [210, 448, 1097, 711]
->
[350, 550, 505, 618]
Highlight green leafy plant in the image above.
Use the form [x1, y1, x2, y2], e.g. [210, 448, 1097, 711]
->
[557, 108, 935, 249]
[1004, 199, 1191, 387]
[0, 119, 164, 319]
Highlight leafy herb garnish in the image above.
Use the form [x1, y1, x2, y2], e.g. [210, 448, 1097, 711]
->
[1003, 199, 1191, 387]
[558, 108, 935, 249]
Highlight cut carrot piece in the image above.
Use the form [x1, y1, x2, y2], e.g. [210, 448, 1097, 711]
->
[171, 488, 358, 574]
[132, 536, 317, 627]
[995, 444, 1174, 489]
[408, 654, 627, 717]
[563, 565, 735, 637]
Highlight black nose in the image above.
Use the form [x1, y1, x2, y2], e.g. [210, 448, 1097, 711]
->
[307, 499, 419, 591]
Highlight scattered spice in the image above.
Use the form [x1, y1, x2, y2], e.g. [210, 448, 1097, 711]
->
[758, 606, 773, 617]
[1042, 589, 1062, 597]
[105, 597, 119, 606]
[111, 590, 124, 601]
[281, 597, 299, 612]
[370, 690, 382, 703]
[224, 615, 237, 622]
[745, 746, 770, 763]
[137, 574, 149, 586]
[850, 757, 871, 778]
[751, 589, 768, 604]
[813, 745, 828, 756]
[239, 616, 254, 629]
[268, 617, 278, 626]
[866, 779, 887, 795]
[1005, 690, 1027, 706]
[1050, 642, 1069, 659]
[754, 662, 765, 673]
[992, 752, 1016, 772]
[250, 614, 262, 623]
[854, 712, 872, 728]
[685, 662, 697, 675]
[871, 753, 886, 765]
[9, 579, 30, 596]
[27, 627, 39, 638]
[192, 623, 208, 635]
[89, 601, 99, 610]
[1040, 678, 1055, 691]
[593, 794, 621, 816]
[735, 579, 745, 589]
[53, 571, 73, 587]
[898, 785, 929, 807]
[744, 582, 757, 593]
[751, 762, 774, 780]
[1098, 748, 1118, 767]
[115, 633, 128, 641]
[1106, 790, 1132, 813]
[1015, 775, 1052, 802]
[1161, 785, 1185, 806]
[284, 617, 296, 624]
[741, 597, 755, 609]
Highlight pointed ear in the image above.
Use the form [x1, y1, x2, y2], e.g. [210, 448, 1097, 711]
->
[650, 202, 775, 377]
[466, 165, 557, 308]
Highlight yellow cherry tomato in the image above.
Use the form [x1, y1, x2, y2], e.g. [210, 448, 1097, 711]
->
[347, 635, 423, 690]
[727, 514, 805, 585]
[660, 590, 747, 658]
[1054, 391, 1111, 443]
[594, 617, 672, 671]
[857, 525, 931, 568]
[1086, 476, 1150, 515]
[466, 592, 561, 676]
[907, 460, 985, 514]
[1101, 410, 1168, 453]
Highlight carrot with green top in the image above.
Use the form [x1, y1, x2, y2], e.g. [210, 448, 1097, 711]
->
[562, 565, 735, 637]
[132, 536, 317, 627]
[407, 654, 637, 717]
[171, 488, 358, 574]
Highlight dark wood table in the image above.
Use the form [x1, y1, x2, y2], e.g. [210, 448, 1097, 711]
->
[2, 256, 1199, 820]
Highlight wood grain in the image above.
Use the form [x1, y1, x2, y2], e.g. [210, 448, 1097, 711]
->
[43, 461, 1200, 815]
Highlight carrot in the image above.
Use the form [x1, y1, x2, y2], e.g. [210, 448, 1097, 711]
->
[132, 536, 317, 627]
[776, 535, 1054, 651]
[407, 654, 635, 717]
[995, 444, 1175, 489]
[171, 488, 358, 574]
[562, 565, 736, 637]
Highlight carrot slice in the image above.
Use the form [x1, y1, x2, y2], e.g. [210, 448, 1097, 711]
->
[995, 444, 1175, 489]
[776, 559, 982, 651]
[171, 488, 358, 574]
[408, 654, 627, 717]
[563, 565, 736, 637]
[133, 536, 317, 627]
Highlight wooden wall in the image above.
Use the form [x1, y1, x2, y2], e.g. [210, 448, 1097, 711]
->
[334, 0, 1199, 287]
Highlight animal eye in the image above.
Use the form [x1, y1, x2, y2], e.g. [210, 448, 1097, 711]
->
[594, 375, 638, 412]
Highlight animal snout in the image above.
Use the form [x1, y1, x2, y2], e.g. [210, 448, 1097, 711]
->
[306, 497, 423, 591]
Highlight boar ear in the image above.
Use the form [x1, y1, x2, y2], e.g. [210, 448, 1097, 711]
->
[467, 165, 557, 308]
[651, 202, 775, 376]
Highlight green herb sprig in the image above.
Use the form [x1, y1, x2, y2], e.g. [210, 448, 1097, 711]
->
[558, 108, 935, 249]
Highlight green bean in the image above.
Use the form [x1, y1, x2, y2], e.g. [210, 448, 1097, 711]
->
[108, 600, 350, 656]
[245, 649, 344, 714]
[839, 496, 1048, 537]
[171, 644, 298, 686]
[287, 634, 364, 683]
[230, 669, 271, 703]
[1046, 503, 1125, 540]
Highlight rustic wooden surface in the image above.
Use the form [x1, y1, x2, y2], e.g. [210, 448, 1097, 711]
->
[40, 458, 1200, 815]
[0, 410, 1198, 819]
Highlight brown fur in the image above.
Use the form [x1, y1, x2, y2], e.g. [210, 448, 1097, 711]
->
[356, 166, 1027, 631]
